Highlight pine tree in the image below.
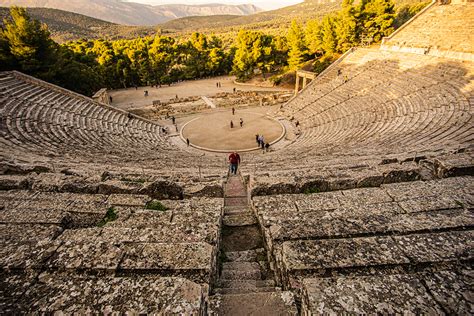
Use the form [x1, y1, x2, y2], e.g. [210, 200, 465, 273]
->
[334, 0, 358, 52]
[305, 20, 323, 56]
[359, 0, 396, 42]
[286, 20, 306, 71]
[320, 15, 338, 55]
[1, 6, 57, 74]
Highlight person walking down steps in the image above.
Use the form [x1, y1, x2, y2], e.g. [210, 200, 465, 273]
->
[228, 151, 241, 175]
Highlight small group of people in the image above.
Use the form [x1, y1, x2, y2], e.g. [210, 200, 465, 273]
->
[216, 82, 222, 88]
[256, 134, 270, 152]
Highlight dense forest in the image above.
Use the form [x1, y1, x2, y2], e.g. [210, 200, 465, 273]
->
[0, 2, 427, 96]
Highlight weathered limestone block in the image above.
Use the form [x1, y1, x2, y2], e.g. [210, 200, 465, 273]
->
[301, 275, 444, 314]
[433, 152, 474, 178]
[0, 175, 30, 190]
[0, 223, 63, 244]
[107, 193, 151, 206]
[264, 203, 403, 241]
[281, 237, 409, 275]
[184, 181, 224, 198]
[250, 177, 300, 196]
[107, 210, 172, 229]
[46, 241, 123, 272]
[397, 196, 462, 213]
[120, 242, 215, 283]
[337, 187, 393, 207]
[1, 240, 61, 269]
[97, 180, 145, 195]
[101, 211, 220, 245]
[139, 180, 184, 200]
[0, 208, 72, 226]
[59, 177, 99, 194]
[0, 162, 51, 175]
[30, 173, 68, 192]
[421, 268, 473, 315]
[389, 208, 474, 233]
[18, 274, 206, 314]
[393, 230, 473, 263]
[378, 162, 422, 184]
[0, 271, 39, 313]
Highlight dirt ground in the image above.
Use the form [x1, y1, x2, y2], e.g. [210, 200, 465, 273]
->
[181, 108, 284, 151]
[108, 75, 289, 110]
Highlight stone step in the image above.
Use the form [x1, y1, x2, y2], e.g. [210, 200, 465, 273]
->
[208, 291, 298, 315]
[224, 196, 248, 207]
[215, 286, 276, 295]
[221, 267, 261, 280]
[218, 279, 275, 289]
[223, 214, 257, 226]
[224, 206, 249, 215]
[225, 248, 265, 262]
[222, 261, 261, 271]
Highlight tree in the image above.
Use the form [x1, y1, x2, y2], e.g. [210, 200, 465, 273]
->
[1, 6, 57, 74]
[305, 20, 323, 56]
[320, 15, 338, 55]
[286, 20, 306, 71]
[334, 0, 358, 52]
[359, 0, 396, 42]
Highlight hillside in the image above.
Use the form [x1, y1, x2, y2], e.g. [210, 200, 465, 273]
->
[0, 7, 156, 42]
[0, 0, 262, 25]
[160, 0, 428, 35]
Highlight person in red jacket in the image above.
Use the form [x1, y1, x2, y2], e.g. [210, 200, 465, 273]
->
[228, 152, 241, 175]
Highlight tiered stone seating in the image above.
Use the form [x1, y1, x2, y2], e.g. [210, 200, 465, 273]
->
[1, 3, 473, 313]
[242, 45, 473, 193]
[0, 190, 223, 313]
[381, 2, 474, 57]
[253, 176, 473, 314]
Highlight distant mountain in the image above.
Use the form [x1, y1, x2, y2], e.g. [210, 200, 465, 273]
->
[0, 7, 156, 42]
[0, 0, 262, 25]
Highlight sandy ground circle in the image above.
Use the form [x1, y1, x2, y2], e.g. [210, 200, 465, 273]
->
[108, 75, 289, 110]
[182, 110, 283, 151]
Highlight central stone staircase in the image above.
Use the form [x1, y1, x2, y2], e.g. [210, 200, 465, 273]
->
[209, 174, 297, 315]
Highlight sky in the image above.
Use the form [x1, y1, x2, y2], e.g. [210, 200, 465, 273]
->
[124, 0, 304, 10]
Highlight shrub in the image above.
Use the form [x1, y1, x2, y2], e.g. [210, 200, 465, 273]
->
[145, 200, 169, 211]
[97, 206, 118, 227]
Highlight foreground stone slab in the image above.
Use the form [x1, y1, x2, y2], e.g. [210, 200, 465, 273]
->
[421, 268, 473, 315]
[46, 241, 123, 272]
[302, 274, 444, 314]
[120, 242, 215, 283]
[282, 236, 409, 274]
[17, 273, 206, 314]
[0, 271, 39, 313]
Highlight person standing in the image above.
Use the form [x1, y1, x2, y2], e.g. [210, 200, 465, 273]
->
[232, 107, 235, 115]
[265, 142, 270, 152]
[240, 118, 243, 127]
[228, 152, 241, 175]
[230, 120, 234, 128]
[171, 116, 176, 124]
[186, 138, 190, 146]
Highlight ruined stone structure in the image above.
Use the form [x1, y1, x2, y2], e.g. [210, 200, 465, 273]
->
[0, 2, 473, 314]
[294, 70, 316, 95]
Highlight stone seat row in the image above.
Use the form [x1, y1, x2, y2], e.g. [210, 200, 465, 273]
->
[0, 72, 181, 161]
[0, 191, 223, 284]
[382, 3, 474, 54]
[252, 176, 473, 314]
